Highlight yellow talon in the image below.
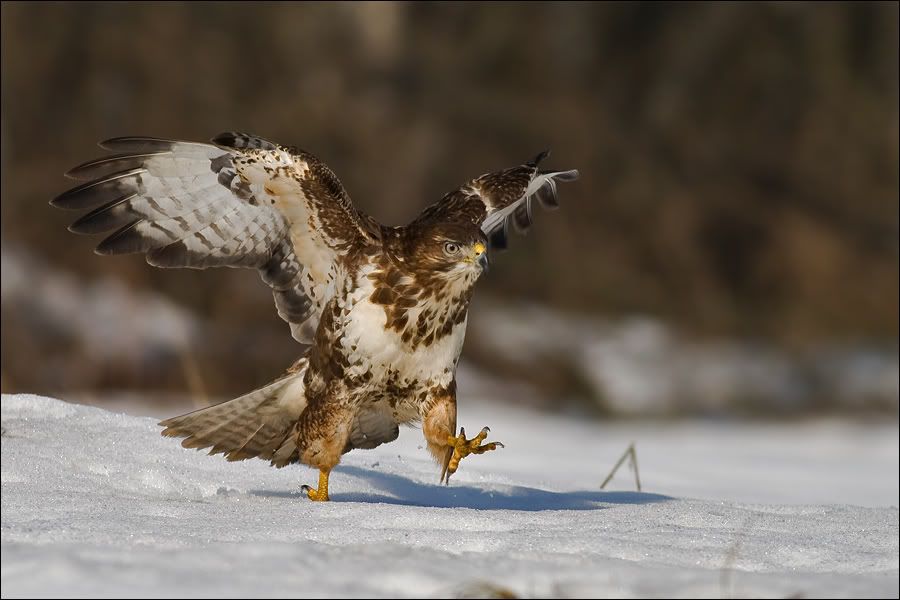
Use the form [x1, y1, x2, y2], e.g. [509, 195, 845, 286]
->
[301, 468, 331, 501]
[443, 426, 504, 484]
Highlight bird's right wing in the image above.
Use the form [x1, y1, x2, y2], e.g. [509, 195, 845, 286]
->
[53, 132, 379, 343]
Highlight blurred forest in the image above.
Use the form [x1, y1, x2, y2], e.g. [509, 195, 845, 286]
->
[1, 2, 897, 415]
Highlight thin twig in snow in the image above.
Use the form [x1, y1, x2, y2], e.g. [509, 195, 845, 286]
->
[600, 442, 641, 492]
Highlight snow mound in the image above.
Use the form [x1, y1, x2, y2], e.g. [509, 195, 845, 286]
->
[1, 394, 897, 598]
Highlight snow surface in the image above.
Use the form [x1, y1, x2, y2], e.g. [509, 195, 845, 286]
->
[1, 393, 897, 598]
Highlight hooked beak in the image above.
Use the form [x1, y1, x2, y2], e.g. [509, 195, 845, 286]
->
[473, 242, 489, 273]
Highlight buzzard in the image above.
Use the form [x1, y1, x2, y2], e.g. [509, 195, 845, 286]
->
[52, 133, 578, 501]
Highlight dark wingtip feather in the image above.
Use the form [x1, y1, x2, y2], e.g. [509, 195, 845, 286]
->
[51, 168, 145, 210]
[488, 221, 510, 251]
[65, 152, 166, 180]
[68, 217, 99, 235]
[50, 186, 83, 209]
[99, 137, 177, 152]
[67, 194, 136, 235]
[94, 221, 149, 255]
[528, 150, 551, 168]
[50, 181, 99, 210]
[534, 181, 560, 211]
[511, 199, 534, 234]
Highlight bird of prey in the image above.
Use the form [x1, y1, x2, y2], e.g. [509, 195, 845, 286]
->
[52, 133, 578, 501]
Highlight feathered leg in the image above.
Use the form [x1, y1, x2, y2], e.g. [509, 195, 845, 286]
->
[294, 398, 354, 502]
[423, 393, 457, 483]
[422, 389, 503, 484]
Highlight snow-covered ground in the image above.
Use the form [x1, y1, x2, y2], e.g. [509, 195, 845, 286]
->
[1, 394, 897, 598]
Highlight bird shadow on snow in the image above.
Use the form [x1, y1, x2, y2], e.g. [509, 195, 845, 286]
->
[252, 465, 672, 511]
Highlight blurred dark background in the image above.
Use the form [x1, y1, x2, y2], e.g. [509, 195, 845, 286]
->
[2, 2, 897, 417]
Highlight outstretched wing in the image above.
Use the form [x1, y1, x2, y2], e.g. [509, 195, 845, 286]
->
[52, 132, 379, 343]
[411, 151, 579, 250]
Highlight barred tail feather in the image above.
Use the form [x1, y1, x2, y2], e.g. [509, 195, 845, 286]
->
[159, 361, 309, 468]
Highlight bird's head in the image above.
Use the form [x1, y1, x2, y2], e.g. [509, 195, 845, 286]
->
[396, 221, 489, 282]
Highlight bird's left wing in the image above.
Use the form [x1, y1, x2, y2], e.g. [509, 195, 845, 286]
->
[410, 151, 579, 250]
[52, 133, 379, 343]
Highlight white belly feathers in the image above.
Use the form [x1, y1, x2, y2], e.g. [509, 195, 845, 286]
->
[338, 267, 467, 393]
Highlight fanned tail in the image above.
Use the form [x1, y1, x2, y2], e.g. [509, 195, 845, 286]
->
[159, 359, 309, 467]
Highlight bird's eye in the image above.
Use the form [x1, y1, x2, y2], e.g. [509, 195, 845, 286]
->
[443, 242, 460, 255]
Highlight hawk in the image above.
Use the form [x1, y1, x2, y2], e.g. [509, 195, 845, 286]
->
[53, 133, 578, 501]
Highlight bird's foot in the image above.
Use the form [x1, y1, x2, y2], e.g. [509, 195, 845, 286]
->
[301, 468, 331, 501]
[443, 426, 504, 483]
